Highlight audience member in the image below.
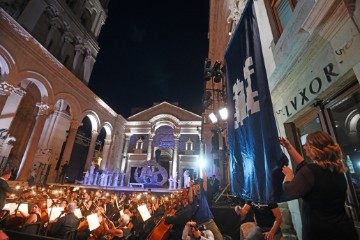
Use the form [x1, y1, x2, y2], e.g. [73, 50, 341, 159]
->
[188, 167, 222, 240]
[235, 201, 282, 240]
[280, 131, 358, 240]
[182, 220, 214, 240]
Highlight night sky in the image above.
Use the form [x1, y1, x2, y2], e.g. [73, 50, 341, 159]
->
[89, 0, 210, 118]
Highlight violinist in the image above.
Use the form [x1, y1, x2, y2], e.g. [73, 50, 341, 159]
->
[104, 196, 115, 218]
[22, 203, 42, 225]
[48, 202, 80, 238]
[102, 214, 131, 240]
[14, 203, 42, 235]
[0, 171, 13, 210]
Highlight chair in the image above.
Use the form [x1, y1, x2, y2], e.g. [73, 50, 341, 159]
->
[64, 229, 78, 240]
[240, 222, 256, 240]
[239, 222, 285, 240]
[21, 222, 41, 235]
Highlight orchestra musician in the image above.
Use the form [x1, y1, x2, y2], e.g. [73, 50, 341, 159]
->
[102, 214, 131, 240]
[18, 203, 42, 225]
[48, 202, 80, 238]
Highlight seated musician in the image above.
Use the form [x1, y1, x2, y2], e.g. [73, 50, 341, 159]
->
[102, 214, 131, 240]
[165, 196, 193, 240]
[21, 203, 42, 224]
[48, 202, 80, 238]
[19, 189, 31, 201]
[182, 221, 214, 240]
[105, 196, 115, 217]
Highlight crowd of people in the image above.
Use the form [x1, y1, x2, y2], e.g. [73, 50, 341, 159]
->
[0, 166, 224, 240]
[0, 131, 358, 240]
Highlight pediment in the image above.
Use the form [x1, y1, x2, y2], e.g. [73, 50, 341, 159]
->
[128, 102, 201, 122]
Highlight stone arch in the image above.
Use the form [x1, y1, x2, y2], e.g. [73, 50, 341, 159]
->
[153, 120, 176, 132]
[81, 110, 100, 132]
[149, 114, 181, 125]
[14, 71, 54, 103]
[100, 122, 113, 140]
[54, 92, 81, 120]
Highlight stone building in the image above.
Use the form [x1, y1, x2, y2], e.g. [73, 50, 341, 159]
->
[0, 0, 124, 184]
[122, 102, 202, 188]
[0, 1, 204, 189]
[206, 0, 360, 238]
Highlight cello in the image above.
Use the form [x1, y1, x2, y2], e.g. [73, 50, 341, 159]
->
[147, 188, 187, 240]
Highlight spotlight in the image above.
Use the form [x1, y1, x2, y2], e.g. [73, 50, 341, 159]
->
[203, 58, 212, 81]
[199, 158, 206, 168]
[204, 58, 211, 69]
[219, 108, 228, 120]
[212, 61, 221, 71]
[213, 71, 223, 83]
[209, 113, 218, 124]
[203, 70, 212, 81]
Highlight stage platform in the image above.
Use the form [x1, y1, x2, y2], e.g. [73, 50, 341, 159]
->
[8, 180, 182, 195]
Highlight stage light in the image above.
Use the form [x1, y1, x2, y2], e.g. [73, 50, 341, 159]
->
[204, 58, 211, 69]
[219, 108, 228, 120]
[213, 71, 223, 83]
[203, 58, 212, 81]
[209, 112, 218, 124]
[199, 158, 206, 168]
[213, 61, 221, 71]
[203, 71, 212, 81]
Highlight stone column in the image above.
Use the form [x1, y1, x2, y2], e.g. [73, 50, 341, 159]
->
[147, 133, 154, 160]
[61, 120, 81, 163]
[85, 130, 99, 170]
[17, 103, 54, 181]
[100, 139, 111, 169]
[59, 32, 73, 62]
[45, 18, 60, 48]
[83, 54, 96, 84]
[73, 44, 85, 72]
[120, 135, 131, 173]
[172, 133, 180, 177]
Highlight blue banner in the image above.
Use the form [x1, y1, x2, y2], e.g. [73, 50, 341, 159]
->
[225, 0, 289, 203]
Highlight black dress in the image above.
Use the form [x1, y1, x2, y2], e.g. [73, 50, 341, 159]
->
[283, 162, 358, 240]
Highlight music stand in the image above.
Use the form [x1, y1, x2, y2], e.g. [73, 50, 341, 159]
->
[48, 207, 64, 222]
[137, 204, 151, 222]
[87, 213, 100, 231]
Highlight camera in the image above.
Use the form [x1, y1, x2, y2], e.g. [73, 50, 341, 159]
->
[192, 225, 205, 231]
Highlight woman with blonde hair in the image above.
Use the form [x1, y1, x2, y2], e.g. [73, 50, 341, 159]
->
[280, 131, 357, 240]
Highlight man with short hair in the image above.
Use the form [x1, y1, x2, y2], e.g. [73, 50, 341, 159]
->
[235, 201, 282, 240]
[188, 168, 222, 240]
[48, 202, 80, 238]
